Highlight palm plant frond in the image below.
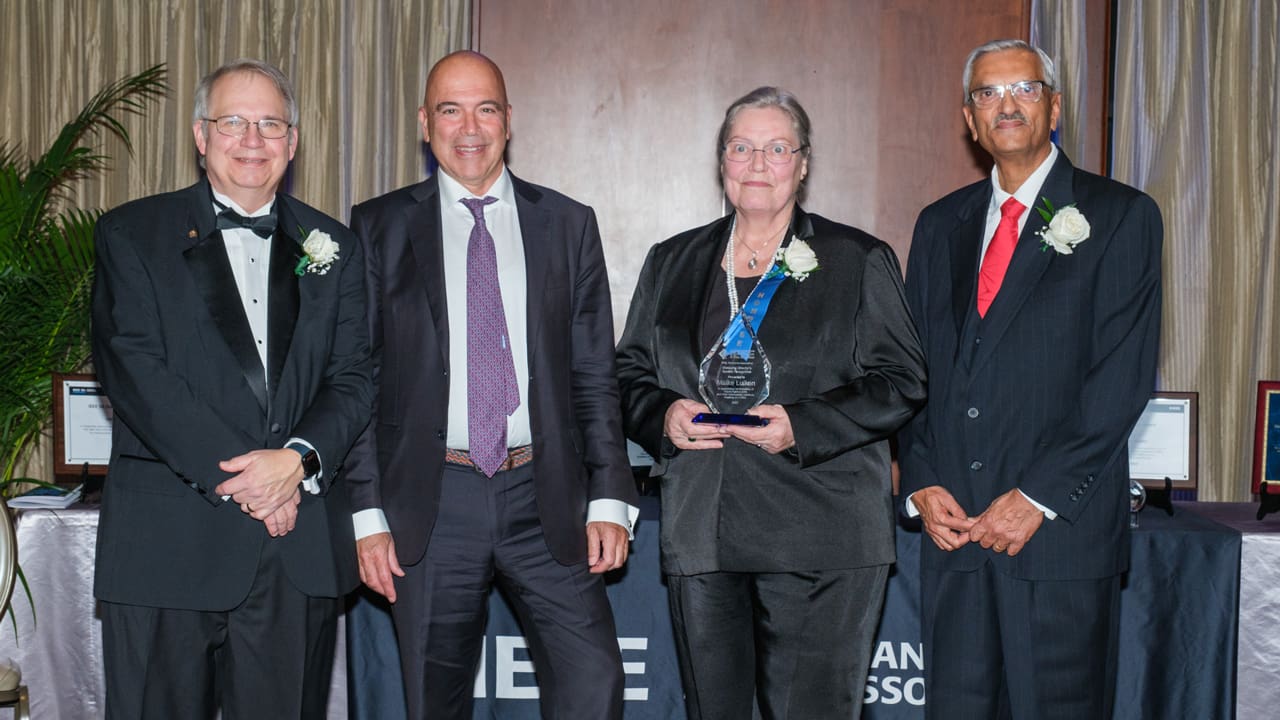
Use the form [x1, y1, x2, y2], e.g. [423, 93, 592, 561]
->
[0, 63, 167, 493]
[0, 63, 166, 630]
[6, 64, 167, 242]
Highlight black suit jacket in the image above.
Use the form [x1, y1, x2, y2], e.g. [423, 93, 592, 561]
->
[91, 180, 373, 610]
[345, 172, 638, 567]
[616, 208, 927, 575]
[899, 151, 1162, 580]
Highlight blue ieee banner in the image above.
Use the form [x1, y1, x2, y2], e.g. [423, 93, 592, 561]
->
[864, 526, 925, 716]
[345, 496, 688, 719]
[346, 497, 929, 719]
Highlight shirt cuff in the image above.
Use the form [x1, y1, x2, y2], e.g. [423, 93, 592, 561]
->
[905, 492, 921, 518]
[352, 508, 390, 540]
[586, 499, 639, 540]
[286, 438, 322, 494]
[1017, 489, 1057, 520]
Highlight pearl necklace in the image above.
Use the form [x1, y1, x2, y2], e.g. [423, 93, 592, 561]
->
[725, 215, 783, 320]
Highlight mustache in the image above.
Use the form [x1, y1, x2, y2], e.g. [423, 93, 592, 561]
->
[993, 111, 1027, 125]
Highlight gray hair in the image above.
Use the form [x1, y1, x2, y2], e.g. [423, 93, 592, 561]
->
[193, 58, 299, 128]
[717, 86, 813, 164]
[961, 40, 1058, 103]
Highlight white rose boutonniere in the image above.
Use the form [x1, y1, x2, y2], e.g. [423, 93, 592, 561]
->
[1035, 198, 1090, 255]
[767, 238, 820, 282]
[295, 228, 340, 276]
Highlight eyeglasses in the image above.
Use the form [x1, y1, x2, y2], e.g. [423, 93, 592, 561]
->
[968, 80, 1051, 108]
[203, 115, 292, 139]
[723, 141, 807, 165]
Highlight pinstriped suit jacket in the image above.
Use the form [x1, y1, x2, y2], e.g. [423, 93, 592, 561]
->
[899, 151, 1162, 580]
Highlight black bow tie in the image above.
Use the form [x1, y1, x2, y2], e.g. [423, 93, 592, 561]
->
[214, 202, 277, 239]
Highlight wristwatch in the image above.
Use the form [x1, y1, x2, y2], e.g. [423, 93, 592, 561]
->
[287, 442, 321, 478]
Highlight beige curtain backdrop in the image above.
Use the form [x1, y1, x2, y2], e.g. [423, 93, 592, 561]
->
[0, 0, 470, 220]
[1032, 1, 1278, 500]
[0, 0, 469, 482]
[1030, 0, 1091, 169]
[1110, 1, 1280, 501]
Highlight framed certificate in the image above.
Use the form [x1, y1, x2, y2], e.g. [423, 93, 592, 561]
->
[1128, 391, 1197, 489]
[52, 373, 113, 476]
[1252, 381, 1280, 493]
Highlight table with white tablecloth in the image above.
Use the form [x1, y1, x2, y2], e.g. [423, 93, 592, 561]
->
[1177, 502, 1280, 719]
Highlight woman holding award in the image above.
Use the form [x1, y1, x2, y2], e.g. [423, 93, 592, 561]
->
[616, 87, 927, 719]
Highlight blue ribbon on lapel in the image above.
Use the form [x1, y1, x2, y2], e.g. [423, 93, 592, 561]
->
[720, 270, 786, 359]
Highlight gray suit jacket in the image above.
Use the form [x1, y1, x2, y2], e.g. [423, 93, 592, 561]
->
[91, 180, 373, 610]
[617, 208, 927, 575]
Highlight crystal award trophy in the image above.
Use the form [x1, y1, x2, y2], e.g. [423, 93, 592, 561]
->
[696, 317, 771, 425]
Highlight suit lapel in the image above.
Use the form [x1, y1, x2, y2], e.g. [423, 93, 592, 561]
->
[689, 216, 734, 362]
[405, 178, 450, 364]
[970, 152, 1076, 373]
[949, 189, 989, 338]
[512, 177, 552, 350]
[268, 197, 303, 403]
[182, 184, 269, 413]
[750, 209, 813, 348]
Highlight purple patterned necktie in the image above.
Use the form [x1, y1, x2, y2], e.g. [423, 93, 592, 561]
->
[461, 196, 520, 477]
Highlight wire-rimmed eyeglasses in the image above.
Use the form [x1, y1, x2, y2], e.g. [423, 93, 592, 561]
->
[203, 115, 293, 139]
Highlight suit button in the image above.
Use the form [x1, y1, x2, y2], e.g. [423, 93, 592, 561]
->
[270, 423, 282, 434]
[436, 430, 445, 440]
[974, 337, 982, 345]
[970, 461, 982, 471]
[967, 407, 980, 418]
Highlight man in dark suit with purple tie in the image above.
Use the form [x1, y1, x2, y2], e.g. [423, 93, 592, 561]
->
[345, 51, 638, 719]
[900, 40, 1162, 719]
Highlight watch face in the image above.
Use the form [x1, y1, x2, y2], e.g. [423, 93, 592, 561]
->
[301, 450, 320, 477]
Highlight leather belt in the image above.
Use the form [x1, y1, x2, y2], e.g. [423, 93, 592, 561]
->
[444, 445, 533, 472]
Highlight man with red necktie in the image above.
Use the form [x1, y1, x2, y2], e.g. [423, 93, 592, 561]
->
[900, 39, 1163, 719]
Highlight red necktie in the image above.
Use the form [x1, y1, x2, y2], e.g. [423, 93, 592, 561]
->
[976, 197, 1025, 317]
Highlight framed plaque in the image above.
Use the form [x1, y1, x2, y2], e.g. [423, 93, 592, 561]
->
[51, 372, 112, 476]
[1253, 381, 1280, 493]
[1128, 391, 1197, 489]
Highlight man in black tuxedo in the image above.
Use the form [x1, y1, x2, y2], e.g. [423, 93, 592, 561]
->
[346, 50, 638, 719]
[91, 59, 372, 718]
[900, 40, 1162, 719]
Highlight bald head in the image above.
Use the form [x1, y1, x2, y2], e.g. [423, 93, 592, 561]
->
[419, 50, 512, 195]
[424, 51, 508, 109]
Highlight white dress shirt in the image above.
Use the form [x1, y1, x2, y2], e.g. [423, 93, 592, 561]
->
[212, 189, 321, 494]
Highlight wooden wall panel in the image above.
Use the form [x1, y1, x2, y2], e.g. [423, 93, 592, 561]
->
[474, 0, 1030, 330]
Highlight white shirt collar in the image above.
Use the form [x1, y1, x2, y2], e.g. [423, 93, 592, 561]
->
[989, 144, 1059, 212]
[437, 166, 515, 209]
